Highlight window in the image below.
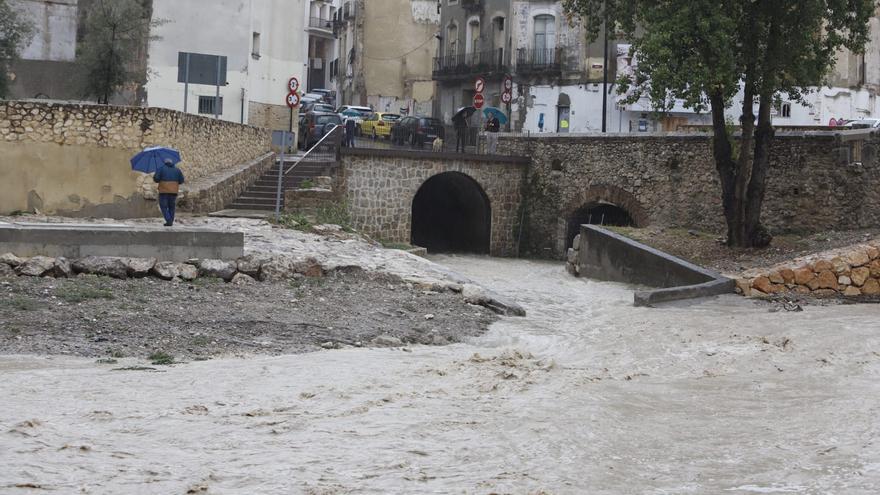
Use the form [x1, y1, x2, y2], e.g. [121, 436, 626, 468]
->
[448, 0, 458, 4]
[466, 18, 480, 54]
[781, 102, 791, 118]
[252, 32, 261, 59]
[198, 96, 223, 115]
[447, 22, 458, 57]
[534, 15, 556, 52]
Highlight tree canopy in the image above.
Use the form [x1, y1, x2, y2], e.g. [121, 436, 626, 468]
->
[78, 0, 157, 104]
[563, 0, 876, 247]
[0, 0, 34, 99]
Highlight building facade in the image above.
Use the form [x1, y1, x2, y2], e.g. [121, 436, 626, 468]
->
[305, 0, 340, 96]
[336, 0, 439, 116]
[7, 0, 307, 132]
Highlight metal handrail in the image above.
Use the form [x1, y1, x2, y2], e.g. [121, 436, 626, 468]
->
[283, 124, 342, 175]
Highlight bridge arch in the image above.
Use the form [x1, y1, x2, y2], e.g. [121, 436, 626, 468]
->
[411, 171, 491, 254]
[561, 185, 648, 251]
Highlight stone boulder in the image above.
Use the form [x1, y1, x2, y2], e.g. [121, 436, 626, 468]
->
[863, 278, 880, 295]
[0, 253, 24, 268]
[0, 263, 16, 277]
[372, 334, 403, 347]
[867, 246, 880, 260]
[126, 258, 156, 278]
[260, 258, 295, 282]
[779, 268, 795, 284]
[794, 267, 815, 286]
[178, 264, 198, 281]
[831, 257, 850, 275]
[236, 255, 266, 278]
[869, 260, 880, 278]
[812, 260, 834, 272]
[152, 261, 179, 280]
[73, 256, 129, 279]
[851, 267, 871, 287]
[843, 286, 862, 296]
[293, 258, 324, 278]
[17, 256, 56, 277]
[231, 273, 256, 285]
[845, 250, 871, 268]
[752, 277, 775, 294]
[808, 270, 838, 291]
[52, 257, 72, 278]
[198, 259, 237, 281]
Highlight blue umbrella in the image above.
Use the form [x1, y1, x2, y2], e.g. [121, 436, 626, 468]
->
[130, 146, 181, 174]
[483, 107, 508, 125]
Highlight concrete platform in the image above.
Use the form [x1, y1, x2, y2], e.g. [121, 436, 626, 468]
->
[0, 221, 243, 261]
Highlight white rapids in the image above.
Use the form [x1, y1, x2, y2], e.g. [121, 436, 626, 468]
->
[2, 255, 879, 494]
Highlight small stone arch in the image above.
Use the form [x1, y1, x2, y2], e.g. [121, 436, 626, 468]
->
[411, 171, 492, 254]
[560, 185, 649, 252]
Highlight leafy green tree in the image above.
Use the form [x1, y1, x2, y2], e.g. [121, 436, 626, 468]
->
[0, 0, 34, 99]
[78, 0, 158, 104]
[563, 0, 875, 247]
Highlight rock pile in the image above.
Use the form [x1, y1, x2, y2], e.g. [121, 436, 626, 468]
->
[737, 241, 880, 298]
[0, 253, 325, 283]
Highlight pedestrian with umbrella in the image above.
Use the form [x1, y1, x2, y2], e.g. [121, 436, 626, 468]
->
[452, 106, 475, 153]
[483, 107, 506, 154]
[130, 146, 185, 227]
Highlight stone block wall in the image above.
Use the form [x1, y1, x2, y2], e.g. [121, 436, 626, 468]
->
[496, 132, 880, 258]
[338, 150, 528, 257]
[0, 101, 272, 216]
[180, 152, 276, 214]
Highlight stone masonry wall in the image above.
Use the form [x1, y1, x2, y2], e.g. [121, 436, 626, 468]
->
[496, 132, 880, 258]
[338, 150, 528, 257]
[0, 101, 272, 216]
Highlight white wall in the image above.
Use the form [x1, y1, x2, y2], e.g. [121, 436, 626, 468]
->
[145, 0, 305, 124]
[15, 0, 78, 62]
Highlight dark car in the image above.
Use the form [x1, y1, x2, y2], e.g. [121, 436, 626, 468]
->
[298, 111, 342, 150]
[391, 116, 443, 148]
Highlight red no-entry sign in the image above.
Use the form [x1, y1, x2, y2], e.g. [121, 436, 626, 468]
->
[473, 93, 485, 109]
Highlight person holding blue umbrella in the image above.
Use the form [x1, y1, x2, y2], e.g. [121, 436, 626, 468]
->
[153, 158, 185, 226]
[130, 146, 184, 226]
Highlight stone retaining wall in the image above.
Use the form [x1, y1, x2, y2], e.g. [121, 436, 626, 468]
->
[0, 101, 272, 216]
[180, 152, 276, 214]
[737, 240, 880, 298]
[495, 131, 880, 258]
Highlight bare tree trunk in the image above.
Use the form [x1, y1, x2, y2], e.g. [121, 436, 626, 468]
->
[730, 85, 755, 246]
[709, 90, 738, 244]
[745, 91, 774, 247]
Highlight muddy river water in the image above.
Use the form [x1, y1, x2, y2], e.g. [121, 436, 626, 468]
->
[2, 256, 879, 494]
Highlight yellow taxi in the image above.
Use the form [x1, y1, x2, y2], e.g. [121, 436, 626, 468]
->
[360, 112, 401, 140]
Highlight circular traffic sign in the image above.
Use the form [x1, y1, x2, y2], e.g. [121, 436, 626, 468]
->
[288, 77, 300, 93]
[473, 93, 485, 109]
[501, 91, 512, 104]
[503, 76, 513, 91]
[286, 92, 301, 109]
[474, 77, 485, 94]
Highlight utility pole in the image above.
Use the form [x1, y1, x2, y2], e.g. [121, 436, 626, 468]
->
[601, 14, 609, 133]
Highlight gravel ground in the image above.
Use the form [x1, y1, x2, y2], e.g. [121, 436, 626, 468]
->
[0, 270, 497, 361]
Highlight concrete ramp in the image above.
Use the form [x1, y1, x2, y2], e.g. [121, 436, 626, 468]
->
[0, 222, 243, 262]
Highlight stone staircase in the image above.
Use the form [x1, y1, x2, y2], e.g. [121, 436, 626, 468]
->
[227, 158, 335, 211]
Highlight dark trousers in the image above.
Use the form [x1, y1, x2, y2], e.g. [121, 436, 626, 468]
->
[159, 193, 177, 225]
[455, 128, 467, 152]
[345, 130, 355, 147]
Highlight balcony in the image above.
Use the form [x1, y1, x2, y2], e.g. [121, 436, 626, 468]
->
[461, 0, 483, 13]
[515, 48, 563, 75]
[433, 49, 507, 81]
[308, 17, 335, 37]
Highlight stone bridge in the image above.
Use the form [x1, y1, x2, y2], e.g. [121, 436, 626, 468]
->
[336, 130, 880, 259]
[338, 149, 529, 257]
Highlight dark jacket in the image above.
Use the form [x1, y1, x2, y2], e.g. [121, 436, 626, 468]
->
[154, 164, 185, 194]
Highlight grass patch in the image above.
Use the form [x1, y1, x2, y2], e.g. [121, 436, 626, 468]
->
[299, 178, 315, 189]
[148, 351, 175, 365]
[3, 295, 40, 311]
[109, 348, 126, 358]
[56, 285, 115, 303]
[191, 335, 210, 346]
[272, 203, 353, 233]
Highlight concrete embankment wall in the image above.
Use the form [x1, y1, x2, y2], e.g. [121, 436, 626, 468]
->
[568, 225, 734, 306]
[0, 101, 272, 217]
[496, 131, 880, 258]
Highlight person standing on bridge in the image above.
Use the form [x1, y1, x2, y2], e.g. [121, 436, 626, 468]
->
[344, 117, 356, 148]
[153, 158, 185, 227]
[454, 117, 468, 153]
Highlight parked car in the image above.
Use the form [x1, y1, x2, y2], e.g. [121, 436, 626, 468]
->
[360, 112, 401, 140]
[337, 105, 373, 135]
[843, 118, 880, 129]
[298, 111, 342, 150]
[391, 116, 443, 148]
[303, 92, 325, 102]
[311, 88, 335, 105]
[302, 101, 335, 114]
